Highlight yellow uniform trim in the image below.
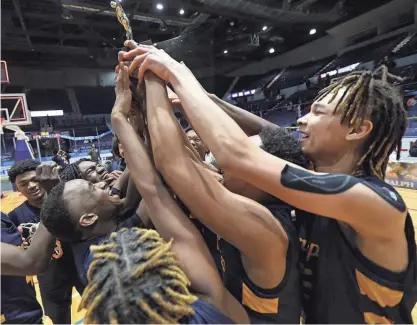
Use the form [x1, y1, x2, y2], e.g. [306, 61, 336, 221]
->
[242, 282, 279, 314]
[364, 312, 394, 324]
[1, 314, 5, 323]
[355, 269, 403, 308]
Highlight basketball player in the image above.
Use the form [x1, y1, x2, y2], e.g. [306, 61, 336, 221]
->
[83, 71, 248, 324]
[185, 128, 210, 161]
[60, 158, 121, 186]
[136, 68, 308, 323]
[7, 159, 85, 324]
[39, 178, 146, 284]
[59, 157, 142, 224]
[123, 45, 416, 323]
[1, 212, 44, 324]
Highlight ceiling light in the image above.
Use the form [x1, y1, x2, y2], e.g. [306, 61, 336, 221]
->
[230, 21, 235, 26]
[156, 3, 164, 10]
[153, 43, 157, 46]
[262, 25, 267, 31]
[223, 50, 228, 54]
[179, 8, 185, 15]
[269, 47, 275, 54]
[309, 28, 316, 35]
[113, 37, 116, 40]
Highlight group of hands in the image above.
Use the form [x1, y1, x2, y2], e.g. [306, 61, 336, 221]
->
[112, 41, 190, 120]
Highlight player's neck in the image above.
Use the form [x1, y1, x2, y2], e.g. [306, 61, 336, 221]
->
[87, 219, 118, 240]
[27, 198, 43, 209]
[313, 150, 360, 175]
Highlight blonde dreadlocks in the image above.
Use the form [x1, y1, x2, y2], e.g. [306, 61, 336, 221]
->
[315, 65, 407, 179]
[79, 228, 198, 324]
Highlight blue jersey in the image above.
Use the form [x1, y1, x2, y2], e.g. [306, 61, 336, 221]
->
[1, 213, 43, 324]
[181, 299, 234, 324]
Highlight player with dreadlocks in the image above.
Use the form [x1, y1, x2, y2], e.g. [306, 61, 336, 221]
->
[78, 65, 249, 324]
[122, 44, 416, 324]
[60, 158, 121, 186]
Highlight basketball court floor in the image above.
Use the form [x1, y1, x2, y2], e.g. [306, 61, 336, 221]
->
[1, 188, 416, 324]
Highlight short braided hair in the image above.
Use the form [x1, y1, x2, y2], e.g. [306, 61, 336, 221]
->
[59, 158, 91, 182]
[259, 126, 310, 168]
[314, 66, 407, 179]
[79, 228, 198, 324]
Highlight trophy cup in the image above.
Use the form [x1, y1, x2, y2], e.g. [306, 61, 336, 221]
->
[110, 1, 133, 40]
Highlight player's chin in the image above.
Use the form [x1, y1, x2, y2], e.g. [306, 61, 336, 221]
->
[30, 189, 45, 200]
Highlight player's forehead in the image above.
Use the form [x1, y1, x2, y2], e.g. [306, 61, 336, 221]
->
[313, 86, 349, 113]
[78, 161, 97, 171]
[16, 170, 36, 183]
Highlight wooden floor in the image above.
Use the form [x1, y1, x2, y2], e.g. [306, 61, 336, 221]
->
[1, 189, 417, 324]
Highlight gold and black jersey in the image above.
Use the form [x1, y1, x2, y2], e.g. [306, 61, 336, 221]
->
[218, 202, 302, 324]
[296, 176, 417, 324]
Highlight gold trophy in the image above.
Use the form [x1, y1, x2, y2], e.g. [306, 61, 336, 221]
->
[110, 1, 133, 40]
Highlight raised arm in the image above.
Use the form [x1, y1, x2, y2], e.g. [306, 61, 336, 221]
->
[2, 223, 55, 276]
[145, 70, 288, 288]
[208, 93, 278, 136]
[110, 66, 247, 323]
[122, 45, 407, 245]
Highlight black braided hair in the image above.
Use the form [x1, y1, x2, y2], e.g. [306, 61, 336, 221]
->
[259, 126, 310, 168]
[59, 158, 91, 182]
[8, 159, 40, 183]
[314, 66, 407, 179]
[79, 228, 198, 324]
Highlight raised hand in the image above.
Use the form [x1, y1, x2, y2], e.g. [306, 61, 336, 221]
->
[121, 43, 186, 84]
[35, 163, 62, 194]
[102, 170, 123, 187]
[112, 63, 132, 118]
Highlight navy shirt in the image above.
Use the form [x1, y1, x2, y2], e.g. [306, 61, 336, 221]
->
[72, 235, 108, 285]
[8, 201, 83, 298]
[297, 176, 417, 323]
[72, 213, 144, 285]
[8, 202, 41, 226]
[1, 213, 43, 324]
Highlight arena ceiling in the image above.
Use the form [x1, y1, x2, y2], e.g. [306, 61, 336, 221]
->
[1, 0, 392, 73]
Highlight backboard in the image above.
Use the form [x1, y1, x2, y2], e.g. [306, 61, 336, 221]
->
[0, 93, 31, 126]
[1, 61, 9, 83]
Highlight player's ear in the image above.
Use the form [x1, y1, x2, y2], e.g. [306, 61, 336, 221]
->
[346, 120, 373, 142]
[79, 213, 99, 227]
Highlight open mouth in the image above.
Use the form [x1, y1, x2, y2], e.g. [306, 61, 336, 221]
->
[299, 131, 309, 141]
[29, 188, 42, 196]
